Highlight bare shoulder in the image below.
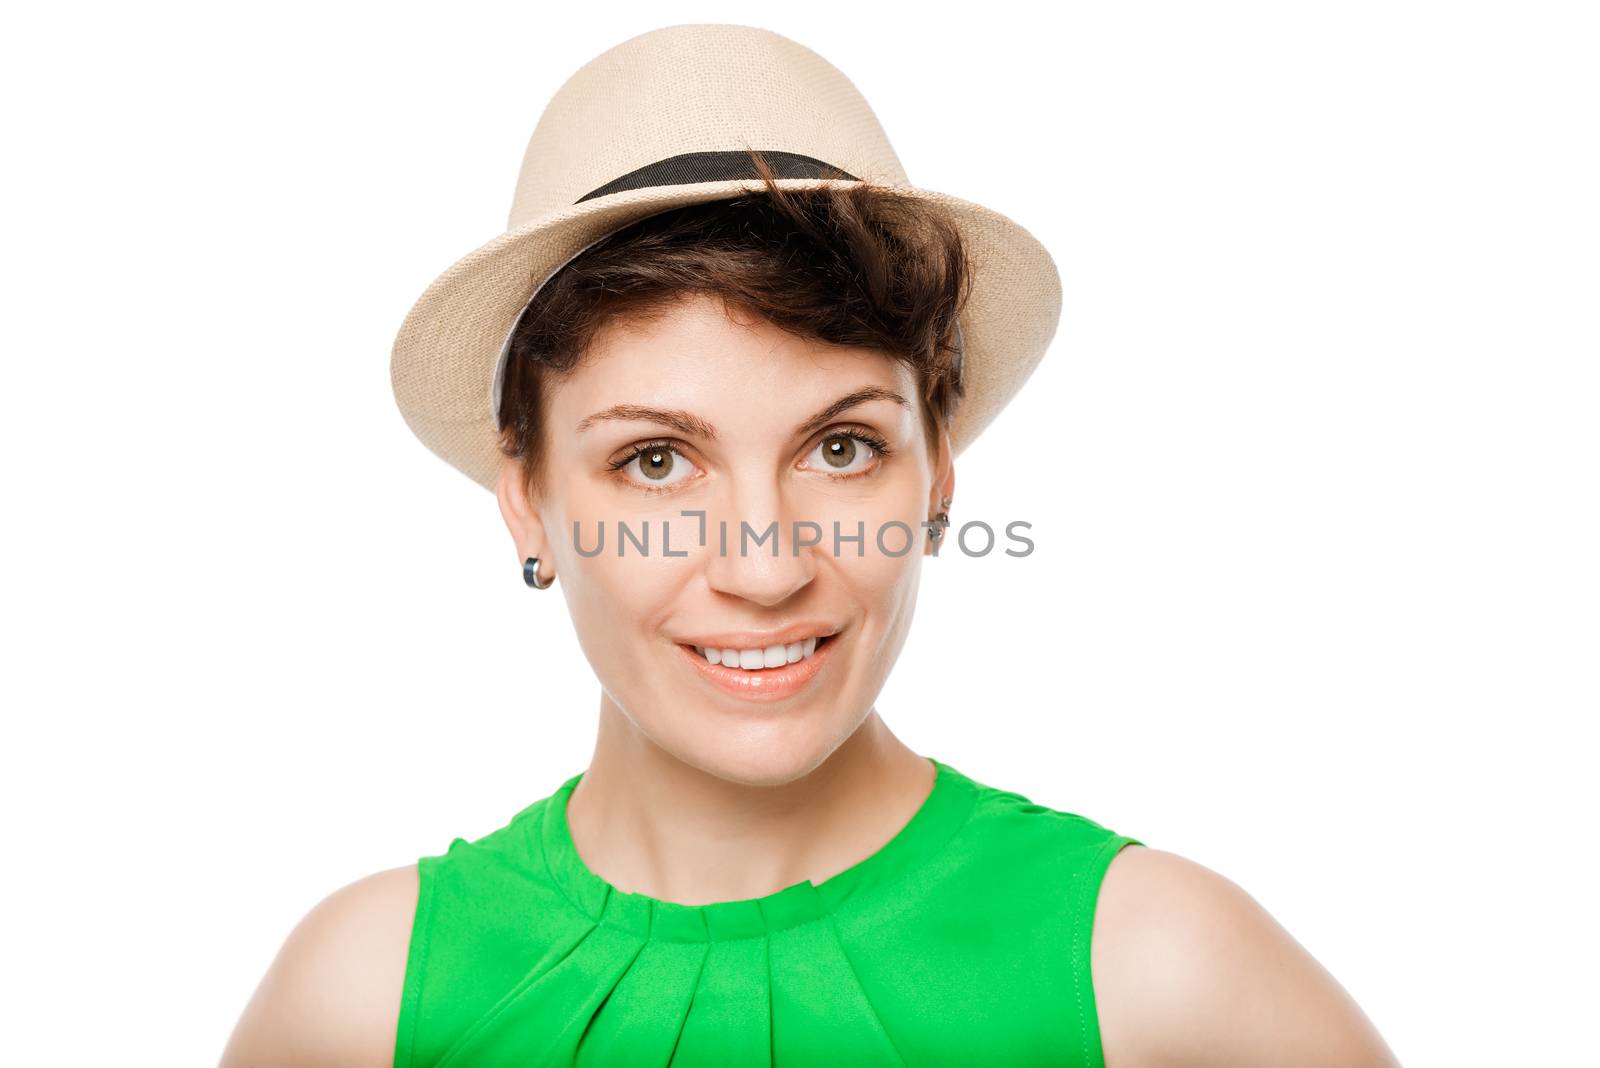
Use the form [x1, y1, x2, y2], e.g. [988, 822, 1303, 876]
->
[218, 864, 420, 1068]
[1090, 845, 1401, 1068]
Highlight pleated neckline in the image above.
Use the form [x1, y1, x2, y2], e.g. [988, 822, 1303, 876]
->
[537, 755, 977, 943]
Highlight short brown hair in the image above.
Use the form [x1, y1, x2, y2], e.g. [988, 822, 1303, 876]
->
[496, 148, 973, 498]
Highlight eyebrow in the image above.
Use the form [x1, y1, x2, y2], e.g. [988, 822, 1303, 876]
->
[575, 386, 910, 440]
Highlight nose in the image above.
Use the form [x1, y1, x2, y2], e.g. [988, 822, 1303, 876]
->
[701, 480, 817, 606]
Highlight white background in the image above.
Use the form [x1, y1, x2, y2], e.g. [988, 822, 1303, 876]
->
[3, 3, 1595, 1064]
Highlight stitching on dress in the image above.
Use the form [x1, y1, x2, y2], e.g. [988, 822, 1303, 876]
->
[398, 856, 435, 1068]
[1073, 836, 1132, 1067]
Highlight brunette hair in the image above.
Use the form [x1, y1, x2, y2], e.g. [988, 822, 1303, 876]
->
[496, 147, 973, 498]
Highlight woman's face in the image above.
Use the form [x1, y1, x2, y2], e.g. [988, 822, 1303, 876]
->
[498, 292, 954, 787]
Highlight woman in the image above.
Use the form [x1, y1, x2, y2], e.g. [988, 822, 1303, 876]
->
[222, 24, 1400, 1068]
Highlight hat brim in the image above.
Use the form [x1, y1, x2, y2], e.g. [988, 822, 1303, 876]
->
[390, 177, 1061, 493]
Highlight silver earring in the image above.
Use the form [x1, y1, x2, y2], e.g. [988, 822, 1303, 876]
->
[928, 496, 952, 541]
[523, 556, 555, 589]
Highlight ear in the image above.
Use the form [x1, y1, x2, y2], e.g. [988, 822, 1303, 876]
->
[926, 426, 956, 555]
[496, 457, 550, 569]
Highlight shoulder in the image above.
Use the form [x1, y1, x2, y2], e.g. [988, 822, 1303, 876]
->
[1090, 846, 1401, 1068]
[219, 864, 420, 1068]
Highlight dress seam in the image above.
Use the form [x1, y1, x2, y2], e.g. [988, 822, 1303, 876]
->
[1072, 834, 1141, 1068]
[395, 855, 436, 1068]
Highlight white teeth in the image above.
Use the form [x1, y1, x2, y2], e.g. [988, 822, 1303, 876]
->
[691, 635, 829, 670]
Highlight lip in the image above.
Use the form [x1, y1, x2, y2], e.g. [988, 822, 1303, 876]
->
[675, 632, 840, 703]
[675, 622, 842, 649]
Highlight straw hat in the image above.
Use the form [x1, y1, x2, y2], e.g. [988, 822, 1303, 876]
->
[390, 22, 1062, 493]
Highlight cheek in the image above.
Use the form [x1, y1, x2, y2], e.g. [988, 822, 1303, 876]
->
[561, 566, 673, 707]
[851, 546, 928, 629]
[830, 525, 925, 636]
[565, 552, 680, 639]
[823, 482, 928, 642]
[808, 481, 929, 574]
[553, 525, 685, 670]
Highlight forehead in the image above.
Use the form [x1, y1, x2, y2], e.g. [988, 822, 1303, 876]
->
[549, 294, 918, 430]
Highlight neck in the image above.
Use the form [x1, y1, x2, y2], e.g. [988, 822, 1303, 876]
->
[565, 700, 934, 905]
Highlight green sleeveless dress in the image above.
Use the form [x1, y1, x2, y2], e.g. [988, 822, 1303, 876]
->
[395, 756, 1143, 1068]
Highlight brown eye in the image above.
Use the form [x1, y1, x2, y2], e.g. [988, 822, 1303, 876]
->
[819, 434, 857, 469]
[610, 441, 700, 492]
[639, 447, 674, 481]
[802, 430, 888, 479]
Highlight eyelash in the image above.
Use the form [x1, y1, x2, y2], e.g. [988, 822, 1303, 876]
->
[607, 426, 894, 494]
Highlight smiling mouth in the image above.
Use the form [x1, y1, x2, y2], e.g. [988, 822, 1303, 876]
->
[678, 634, 835, 670]
[672, 631, 840, 702]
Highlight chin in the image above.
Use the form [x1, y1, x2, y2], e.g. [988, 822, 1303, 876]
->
[659, 723, 852, 788]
